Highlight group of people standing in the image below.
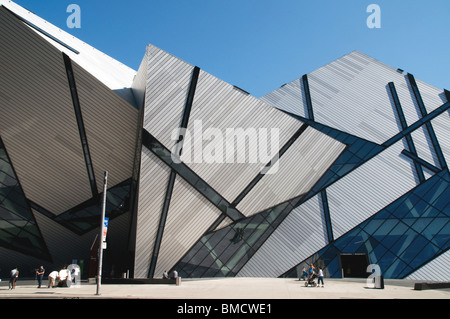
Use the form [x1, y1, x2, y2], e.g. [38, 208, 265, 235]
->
[8, 265, 75, 290]
[163, 269, 178, 279]
[300, 264, 325, 287]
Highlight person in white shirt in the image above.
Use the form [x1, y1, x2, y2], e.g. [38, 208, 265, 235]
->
[48, 270, 58, 288]
[317, 267, 324, 287]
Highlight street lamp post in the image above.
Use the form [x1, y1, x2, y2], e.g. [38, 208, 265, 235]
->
[96, 171, 108, 295]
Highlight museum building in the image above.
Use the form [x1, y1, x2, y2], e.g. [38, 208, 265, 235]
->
[0, 0, 449, 281]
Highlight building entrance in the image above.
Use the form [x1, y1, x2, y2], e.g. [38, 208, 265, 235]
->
[340, 254, 369, 278]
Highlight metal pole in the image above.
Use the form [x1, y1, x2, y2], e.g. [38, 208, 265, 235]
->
[96, 171, 108, 295]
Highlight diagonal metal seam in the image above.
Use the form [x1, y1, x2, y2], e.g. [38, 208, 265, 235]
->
[401, 149, 440, 174]
[62, 52, 98, 198]
[231, 123, 309, 207]
[141, 129, 245, 221]
[302, 74, 314, 121]
[147, 169, 176, 278]
[0, 137, 53, 262]
[382, 101, 450, 148]
[1, 6, 80, 54]
[147, 66, 201, 278]
[406, 73, 447, 170]
[388, 82, 425, 182]
[320, 189, 334, 243]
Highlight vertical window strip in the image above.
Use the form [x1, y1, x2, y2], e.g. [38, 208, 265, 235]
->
[147, 66, 201, 277]
[62, 53, 98, 198]
[148, 169, 177, 278]
[302, 74, 314, 121]
[388, 82, 425, 183]
[382, 101, 450, 148]
[406, 74, 447, 169]
[231, 124, 309, 207]
[320, 189, 334, 243]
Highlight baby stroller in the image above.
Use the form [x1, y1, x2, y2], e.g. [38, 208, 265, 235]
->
[304, 273, 318, 287]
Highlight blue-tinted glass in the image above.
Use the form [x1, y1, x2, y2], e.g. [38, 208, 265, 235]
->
[376, 250, 397, 277]
[397, 234, 429, 262]
[334, 226, 363, 251]
[402, 194, 429, 218]
[421, 178, 448, 206]
[370, 241, 391, 264]
[429, 184, 450, 212]
[383, 256, 408, 279]
[406, 242, 440, 273]
[397, 264, 413, 279]
[372, 219, 400, 239]
[411, 218, 434, 233]
[422, 218, 448, 242]
[0, 139, 50, 260]
[431, 220, 450, 248]
[361, 219, 384, 235]
[379, 222, 408, 250]
[443, 202, 450, 217]
[390, 228, 418, 256]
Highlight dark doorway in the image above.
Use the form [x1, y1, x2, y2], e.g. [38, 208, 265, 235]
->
[340, 254, 369, 278]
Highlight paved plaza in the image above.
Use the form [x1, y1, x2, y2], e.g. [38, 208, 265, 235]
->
[1, 277, 449, 299]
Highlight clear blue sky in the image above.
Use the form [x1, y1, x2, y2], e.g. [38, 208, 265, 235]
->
[11, 0, 450, 97]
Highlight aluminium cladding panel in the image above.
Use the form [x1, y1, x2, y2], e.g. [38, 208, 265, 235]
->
[0, 8, 92, 214]
[180, 69, 303, 204]
[131, 53, 148, 110]
[236, 126, 346, 217]
[406, 249, 450, 282]
[154, 174, 222, 278]
[134, 149, 171, 278]
[327, 140, 419, 239]
[144, 45, 195, 149]
[391, 76, 445, 167]
[33, 209, 98, 268]
[260, 79, 307, 118]
[71, 62, 139, 190]
[307, 51, 403, 144]
[431, 112, 450, 168]
[237, 194, 328, 277]
[0, 0, 136, 91]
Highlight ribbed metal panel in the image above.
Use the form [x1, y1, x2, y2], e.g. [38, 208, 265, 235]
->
[308, 52, 399, 144]
[180, 69, 303, 203]
[214, 216, 234, 231]
[394, 76, 442, 167]
[131, 52, 148, 110]
[260, 79, 307, 118]
[237, 194, 328, 277]
[34, 210, 97, 268]
[71, 62, 139, 191]
[431, 113, 450, 167]
[0, 8, 91, 214]
[0, 1, 136, 92]
[406, 249, 450, 282]
[154, 174, 222, 278]
[236, 126, 345, 217]
[134, 149, 171, 278]
[144, 45, 194, 150]
[328, 140, 418, 239]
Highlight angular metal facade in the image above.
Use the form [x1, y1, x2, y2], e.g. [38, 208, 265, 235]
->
[0, 1, 448, 282]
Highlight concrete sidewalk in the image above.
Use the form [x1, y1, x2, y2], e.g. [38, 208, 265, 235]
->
[0, 277, 449, 299]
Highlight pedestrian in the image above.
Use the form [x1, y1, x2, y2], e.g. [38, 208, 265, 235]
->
[36, 265, 45, 288]
[308, 264, 315, 279]
[58, 266, 70, 287]
[171, 269, 178, 279]
[9, 268, 19, 290]
[300, 267, 308, 281]
[48, 270, 58, 288]
[163, 270, 169, 279]
[317, 267, 324, 288]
